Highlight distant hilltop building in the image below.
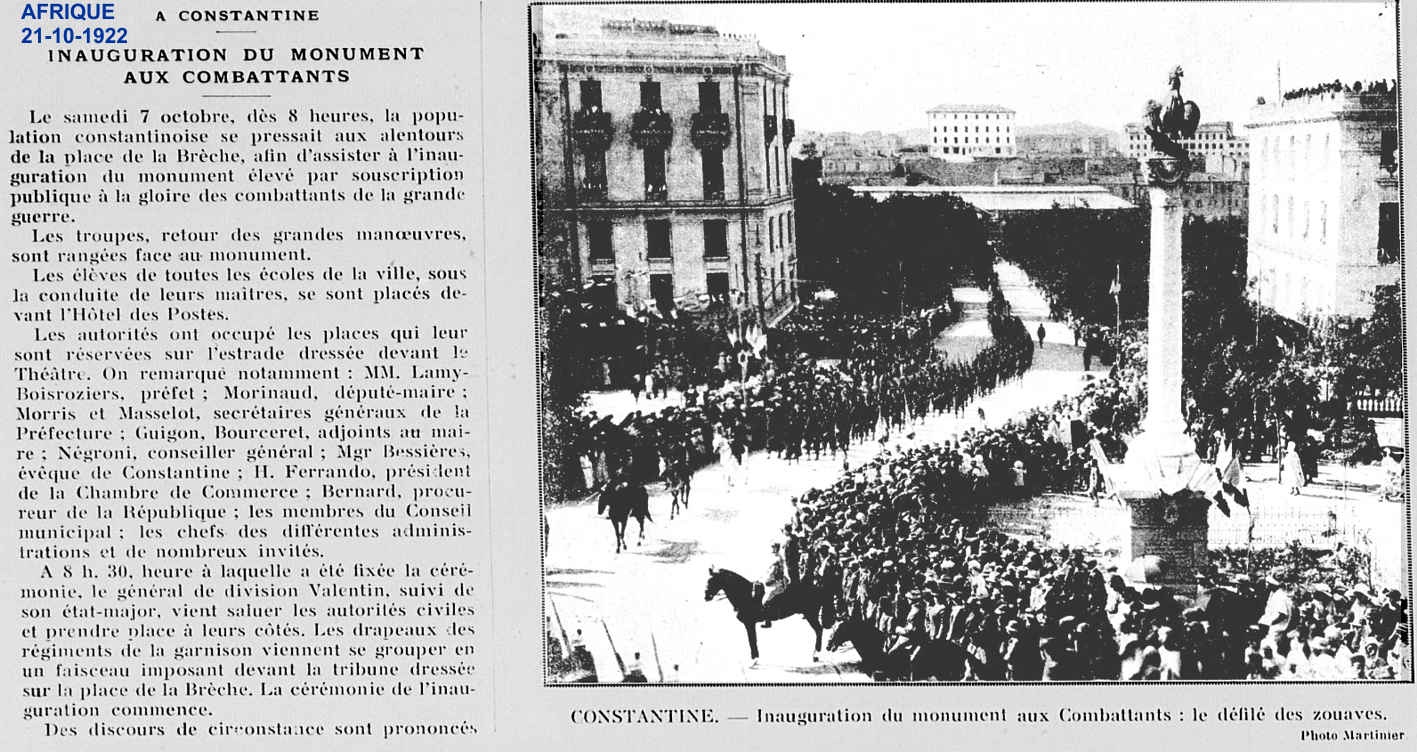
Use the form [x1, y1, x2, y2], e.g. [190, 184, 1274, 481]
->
[927, 104, 1016, 160]
[1017, 122, 1119, 157]
[1124, 120, 1248, 177]
[534, 18, 798, 325]
[1244, 79, 1397, 319]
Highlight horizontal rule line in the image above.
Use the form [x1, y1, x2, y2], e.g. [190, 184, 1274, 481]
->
[200, 94, 272, 99]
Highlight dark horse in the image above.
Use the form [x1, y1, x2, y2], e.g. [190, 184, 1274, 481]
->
[826, 616, 976, 681]
[704, 566, 828, 663]
[598, 480, 651, 554]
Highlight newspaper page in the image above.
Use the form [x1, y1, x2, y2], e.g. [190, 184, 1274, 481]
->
[7, 0, 1417, 750]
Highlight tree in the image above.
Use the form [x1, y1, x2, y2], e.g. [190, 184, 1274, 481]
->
[791, 162, 992, 313]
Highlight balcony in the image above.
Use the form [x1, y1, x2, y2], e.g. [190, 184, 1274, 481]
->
[690, 112, 732, 150]
[783, 118, 795, 145]
[630, 109, 673, 150]
[763, 114, 778, 143]
[571, 108, 613, 152]
[644, 184, 668, 202]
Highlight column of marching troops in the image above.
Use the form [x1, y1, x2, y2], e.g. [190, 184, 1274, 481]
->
[568, 303, 1036, 496]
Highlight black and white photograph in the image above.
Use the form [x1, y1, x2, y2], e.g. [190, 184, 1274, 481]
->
[532, 1, 1408, 683]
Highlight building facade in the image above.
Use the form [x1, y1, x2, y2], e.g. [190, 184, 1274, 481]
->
[1125, 120, 1249, 177]
[1244, 85, 1398, 319]
[927, 104, 1016, 160]
[534, 19, 797, 325]
[820, 147, 898, 185]
[1097, 171, 1248, 223]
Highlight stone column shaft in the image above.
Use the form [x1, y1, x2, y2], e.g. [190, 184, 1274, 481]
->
[1132, 185, 1197, 464]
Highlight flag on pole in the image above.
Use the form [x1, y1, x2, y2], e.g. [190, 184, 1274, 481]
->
[1192, 439, 1248, 516]
[1109, 264, 1121, 297]
[1216, 439, 1249, 508]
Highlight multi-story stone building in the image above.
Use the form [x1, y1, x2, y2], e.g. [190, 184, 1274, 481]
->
[1244, 82, 1398, 319]
[1097, 170, 1248, 223]
[820, 147, 898, 185]
[1124, 120, 1249, 177]
[927, 104, 1016, 160]
[1017, 122, 1119, 157]
[534, 19, 797, 324]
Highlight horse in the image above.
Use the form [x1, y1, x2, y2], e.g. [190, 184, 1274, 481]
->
[703, 567, 828, 663]
[826, 616, 974, 681]
[598, 481, 651, 554]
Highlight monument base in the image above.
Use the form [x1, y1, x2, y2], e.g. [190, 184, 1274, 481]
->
[1124, 492, 1210, 597]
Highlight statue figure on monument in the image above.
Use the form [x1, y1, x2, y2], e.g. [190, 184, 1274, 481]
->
[1142, 66, 1201, 187]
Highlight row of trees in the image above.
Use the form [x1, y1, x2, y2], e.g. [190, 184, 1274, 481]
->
[999, 209, 1401, 461]
[792, 157, 993, 313]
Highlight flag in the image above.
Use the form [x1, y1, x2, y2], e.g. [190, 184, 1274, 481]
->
[1108, 264, 1121, 297]
[744, 323, 768, 355]
[1216, 439, 1250, 509]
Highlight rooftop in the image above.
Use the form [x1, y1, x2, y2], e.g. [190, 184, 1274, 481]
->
[850, 184, 1135, 212]
[1248, 81, 1396, 125]
[540, 18, 787, 72]
[927, 103, 1016, 114]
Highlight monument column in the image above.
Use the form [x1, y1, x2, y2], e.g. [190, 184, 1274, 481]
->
[1094, 65, 1215, 597]
[1130, 185, 1197, 469]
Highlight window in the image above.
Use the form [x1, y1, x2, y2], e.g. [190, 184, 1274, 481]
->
[1379, 202, 1399, 263]
[590, 274, 617, 309]
[587, 222, 613, 261]
[1302, 201, 1309, 238]
[1286, 196, 1294, 237]
[579, 79, 602, 110]
[702, 146, 724, 199]
[1320, 201, 1327, 243]
[703, 219, 728, 259]
[650, 273, 674, 311]
[706, 271, 730, 302]
[644, 147, 666, 200]
[787, 210, 794, 243]
[1271, 194, 1279, 235]
[768, 216, 775, 255]
[1381, 129, 1398, 168]
[582, 150, 607, 194]
[640, 81, 661, 110]
[646, 220, 671, 259]
[698, 81, 721, 114]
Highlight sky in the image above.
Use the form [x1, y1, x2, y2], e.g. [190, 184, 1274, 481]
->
[538, 2, 1398, 134]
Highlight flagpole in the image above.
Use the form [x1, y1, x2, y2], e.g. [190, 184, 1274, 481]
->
[1113, 263, 1121, 334]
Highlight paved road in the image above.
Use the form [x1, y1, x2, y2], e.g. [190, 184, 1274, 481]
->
[546, 262, 1095, 682]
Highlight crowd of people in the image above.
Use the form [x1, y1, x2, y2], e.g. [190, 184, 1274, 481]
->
[568, 302, 1034, 495]
[765, 348, 1408, 680]
[1279, 78, 1396, 101]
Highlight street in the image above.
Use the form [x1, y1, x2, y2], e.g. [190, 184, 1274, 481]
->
[546, 262, 1096, 681]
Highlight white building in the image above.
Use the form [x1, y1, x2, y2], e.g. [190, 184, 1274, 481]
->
[1124, 120, 1248, 177]
[1245, 84, 1398, 319]
[927, 104, 1016, 160]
